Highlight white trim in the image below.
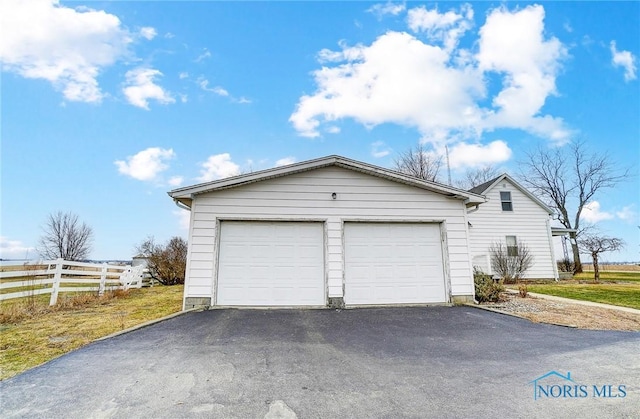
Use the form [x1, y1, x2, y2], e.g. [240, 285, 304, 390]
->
[547, 219, 560, 280]
[169, 155, 485, 207]
[476, 174, 553, 215]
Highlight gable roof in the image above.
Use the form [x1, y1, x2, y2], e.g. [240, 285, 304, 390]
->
[467, 173, 553, 215]
[468, 176, 501, 195]
[169, 155, 486, 208]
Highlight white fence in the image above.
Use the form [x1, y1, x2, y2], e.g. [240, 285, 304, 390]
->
[0, 258, 145, 305]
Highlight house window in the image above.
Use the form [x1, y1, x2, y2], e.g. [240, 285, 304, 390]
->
[500, 191, 513, 211]
[506, 236, 518, 256]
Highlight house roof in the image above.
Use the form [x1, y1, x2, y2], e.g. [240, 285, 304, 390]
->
[467, 173, 554, 215]
[468, 176, 501, 195]
[168, 155, 486, 208]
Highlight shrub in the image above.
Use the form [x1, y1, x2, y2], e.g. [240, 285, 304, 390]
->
[474, 269, 504, 303]
[136, 236, 187, 285]
[518, 283, 528, 298]
[489, 241, 534, 284]
[557, 258, 575, 273]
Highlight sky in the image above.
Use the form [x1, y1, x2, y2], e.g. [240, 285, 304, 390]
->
[1, 1, 639, 262]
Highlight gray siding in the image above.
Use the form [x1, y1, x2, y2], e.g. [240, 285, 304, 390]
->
[468, 178, 557, 279]
[184, 166, 475, 302]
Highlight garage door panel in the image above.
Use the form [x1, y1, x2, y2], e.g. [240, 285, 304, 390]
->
[217, 221, 325, 306]
[345, 223, 446, 305]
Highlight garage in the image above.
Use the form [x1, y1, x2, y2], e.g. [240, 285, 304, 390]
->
[216, 221, 325, 306]
[170, 156, 484, 309]
[344, 222, 447, 305]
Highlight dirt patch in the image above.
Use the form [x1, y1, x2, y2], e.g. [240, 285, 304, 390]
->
[483, 293, 640, 332]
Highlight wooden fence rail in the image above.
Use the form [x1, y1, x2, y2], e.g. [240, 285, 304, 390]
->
[0, 258, 145, 305]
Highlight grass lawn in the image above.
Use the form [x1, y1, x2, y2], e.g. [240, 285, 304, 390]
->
[0, 285, 184, 380]
[524, 283, 640, 311]
[573, 271, 640, 283]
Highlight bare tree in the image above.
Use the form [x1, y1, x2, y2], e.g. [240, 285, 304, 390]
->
[578, 234, 625, 282]
[489, 241, 534, 284]
[455, 166, 499, 189]
[38, 211, 93, 261]
[519, 141, 630, 273]
[394, 144, 443, 182]
[137, 236, 187, 285]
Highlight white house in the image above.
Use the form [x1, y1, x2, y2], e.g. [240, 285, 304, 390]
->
[467, 174, 560, 279]
[169, 155, 486, 309]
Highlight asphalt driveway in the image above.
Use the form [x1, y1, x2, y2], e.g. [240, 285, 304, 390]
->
[1, 307, 638, 418]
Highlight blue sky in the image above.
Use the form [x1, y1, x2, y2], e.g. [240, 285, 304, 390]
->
[1, 1, 638, 262]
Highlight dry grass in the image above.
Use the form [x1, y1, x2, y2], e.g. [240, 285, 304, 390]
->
[0, 285, 183, 380]
[489, 293, 640, 331]
[582, 264, 640, 272]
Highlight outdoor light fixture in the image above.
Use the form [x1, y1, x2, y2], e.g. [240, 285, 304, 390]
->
[331, 192, 337, 200]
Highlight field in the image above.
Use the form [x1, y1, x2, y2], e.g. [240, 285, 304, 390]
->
[0, 285, 184, 380]
[581, 264, 640, 272]
[573, 271, 640, 283]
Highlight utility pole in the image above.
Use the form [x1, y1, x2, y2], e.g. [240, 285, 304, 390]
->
[445, 145, 452, 186]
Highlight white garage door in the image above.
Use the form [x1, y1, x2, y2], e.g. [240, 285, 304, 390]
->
[217, 221, 325, 306]
[344, 223, 446, 305]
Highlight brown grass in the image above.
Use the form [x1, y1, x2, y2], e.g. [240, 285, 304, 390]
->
[0, 285, 184, 380]
[487, 293, 640, 331]
[582, 264, 640, 272]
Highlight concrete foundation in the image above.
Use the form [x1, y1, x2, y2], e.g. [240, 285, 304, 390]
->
[451, 295, 475, 305]
[184, 297, 211, 310]
[327, 297, 345, 309]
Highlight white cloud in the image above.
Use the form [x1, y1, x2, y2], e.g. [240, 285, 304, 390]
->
[179, 72, 189, 79]
[275, 157, 296, 167]
[289, 31, 484, 141]
[610, 41, 637, 82]
[447, 140, 512, 169]
[195, 49, 211, 62]
[616, 204, 637, 222]
[367, 2, 406, 19]
[0, 0, 133, 103]
[197, 153, 241, 182]
[0, 236, 35, 260]
[173, 210, 191, 230]
[290, 4, 570, 146]
[326, 126, 341, 134]
[139, 27, 157, 40]
[581, 201, 614, 223]
[371, 141, 392, 158]
[234, 96, 252, 104]
[198, 77, 251, 104]
[198, 78, 229, 96]
[407, 4, 473, 51]
[123, 68, 175, 109]
[476, 5, 569, 144]
[168, 176, 184, 187]
[563, 21, 573, 33]
[115, 147, 175, 181]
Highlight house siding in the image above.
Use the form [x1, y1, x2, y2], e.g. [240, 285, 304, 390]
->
[468, 178, 557, 279]
[183, 166, 475, 304]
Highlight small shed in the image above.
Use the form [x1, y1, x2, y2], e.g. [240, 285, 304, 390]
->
[131, 254, 149, 268]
